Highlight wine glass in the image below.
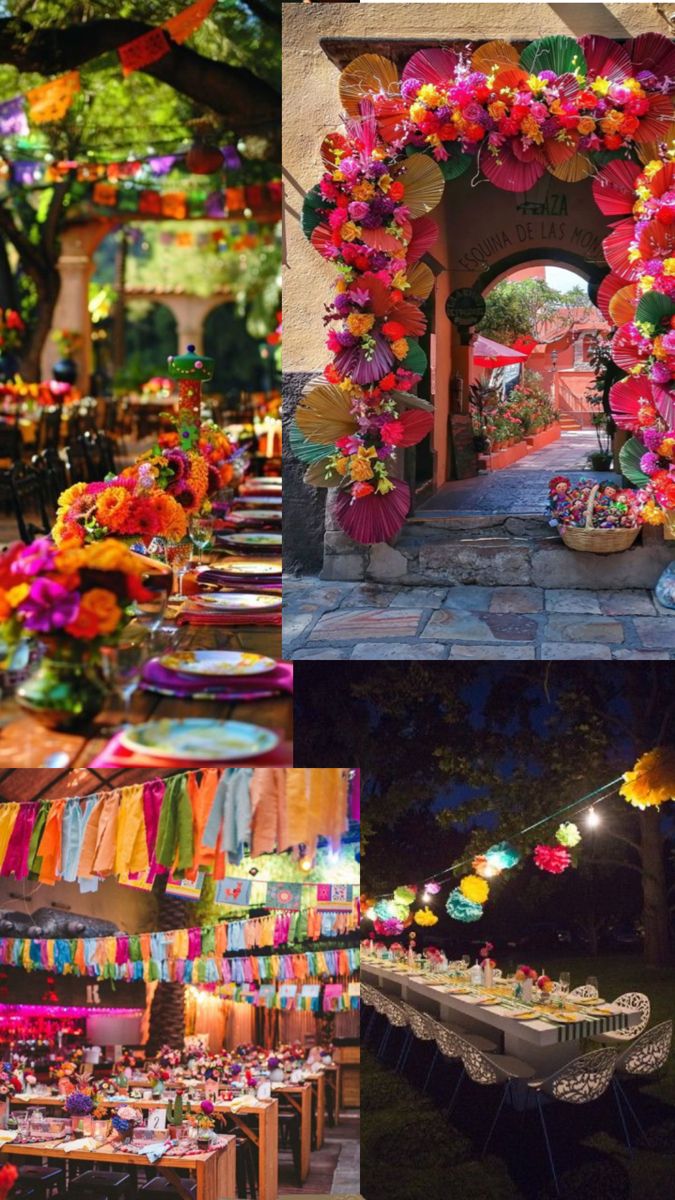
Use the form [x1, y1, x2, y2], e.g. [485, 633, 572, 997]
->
[189, 515, 215, 566]
[100, 637, 146, 720]
[166, 540, 192, 599]
[586, 975, 599, 997]
[132, 569, 172, 632]
[558, 971, 570, 995]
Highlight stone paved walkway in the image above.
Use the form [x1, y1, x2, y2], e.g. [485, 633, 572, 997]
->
[283, 575, 675, 660]
[417, 431, 618, 516]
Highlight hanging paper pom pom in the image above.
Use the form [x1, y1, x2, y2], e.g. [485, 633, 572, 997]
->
[459, 875, 489, 905]
[472, 854, 502, 880]
[446, 888, 483, 923]
[374, 918, 404, 936]
[389, 900, 410, 921]
[394, 885, 416, 905]
[534, 845, 571, 875]
[414, 907, 438, 927]
[485, 841, 520, 870]
[425, 881, 441, 894]
[373, 900, 391, 920]
[556, 822, 581, 848]
[620, 747, 675, 810]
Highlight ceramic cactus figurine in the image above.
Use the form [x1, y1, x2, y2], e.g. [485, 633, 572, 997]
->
[167, 344, 214, 426]
[166, 1092, 185, 1128]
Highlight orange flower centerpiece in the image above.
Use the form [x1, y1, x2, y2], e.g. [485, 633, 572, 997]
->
[0, 537, 154, 729]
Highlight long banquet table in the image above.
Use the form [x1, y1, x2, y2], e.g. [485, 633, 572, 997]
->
[363, 961, 641, 1072]
[1, 1136, 236, 1200]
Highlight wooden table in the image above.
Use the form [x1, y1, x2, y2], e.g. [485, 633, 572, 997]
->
[272, 1083, 312, 1182]
[0, 572, 290, 768]
[12, 1093, 279, 1200]
[322, 1064, 341, 1126]
[2, 1136, 236, 1200]
[364, 962, 641, 1073]
[307, 1072, 325, 1150]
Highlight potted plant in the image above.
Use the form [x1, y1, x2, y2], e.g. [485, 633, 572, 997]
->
[51, 329, 81, 384]
[64, 1089, 95, 1133]
[166, 1091, 187, 1138]
[588, 411, 613, 470]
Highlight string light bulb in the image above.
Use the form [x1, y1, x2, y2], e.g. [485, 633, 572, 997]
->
[421, 890, 431, 903]
[300, 857, 313, 872]
[365, 907, 376, 921]
[586, 807, 601, 829]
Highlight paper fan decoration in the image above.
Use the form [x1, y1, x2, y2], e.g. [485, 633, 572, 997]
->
[481, 141, 546, 192]
[446, 888, 483, 923]
[611, 322, 648, 372]
[653, 384, 675, 429]
[637, 218, 675, 263]
[627, 33, 675, 91]
[592, 160, 642, 218]
[578, 34, 632, 82]
[406, 216, 439, 263]
[596, 272, 626, 322]
[633, 93, 675, 145]
[544, 135, 580, 169]
[303, 460, 343, 488]
[602, 219, 641, 281]
[295, 382, 358, 443]
[397, 154, 445, 218]
[372, 95, 408, 145]
[339, 55, 399, 116]
[547, 151, 593, 184]
[407, 261, 435, 301]
[636, 127, 675, 166]
[334, 332, 395, 386]
[402, 340, 428, 377]
[290, 421, 336, 464]
[301, 186, 326, 239]
[492, 66, 529, 95]
[360, 226, 409, 253]
[334, 478, 411, 544]
[401, 47, 458, 86]
[609, 285, 638, 327]
[310, 225, 334, 260]
[471, 40, 519, 75]
[639, 160, 675, 201]
[609, 377, 655, 432]
[394, 409, 434, 447]
[619, 436, 651, 487]
[320, 132, 348, 169]
[388, 300, 427, 338]
[519, 35, 587, 77]
[635, 290, 675, 335]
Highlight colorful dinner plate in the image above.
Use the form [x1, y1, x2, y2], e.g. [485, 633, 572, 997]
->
[235, 497, 282, 508]
[512, 1012, 537, 1021]
[220, 532, 282, 547]
[230, 510, 282, 522]
[158, 650, 276, 677]
[212, 559, 282, 576]
[193, 593, 282, 612]
[120, 719, 279, 762]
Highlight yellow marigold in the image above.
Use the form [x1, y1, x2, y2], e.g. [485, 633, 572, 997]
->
[95, 487, 132, 532]
[418, 84, 442, 106]
[601, 110, 623, 133]
[346, 313, 375, 337]
[351, 181, 374, 201]
[620, 747, 675, 809]
[391, 338, 409, 360]
[664, 259, 675, 277]
[409, 103, 426, 124]
[659, 438, 675, 459]
[349, 455, 374, 481]
[52, 516, 79, 547]
[333, 456, 350, 476]
[590, 76, 611, 96]
[653, 336, 667, 361]
[154, 493, 187, 543]
[641, 499, 665, 525]
[459, 875, 489, 905]
[56, 481, 88, 513]
[340, 221, 360, 243]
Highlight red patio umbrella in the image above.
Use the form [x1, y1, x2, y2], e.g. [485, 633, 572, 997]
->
[471, 334, 528, 367]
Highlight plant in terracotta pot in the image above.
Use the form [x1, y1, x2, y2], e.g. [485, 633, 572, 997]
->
[0, 537, 157, 730]
[166, 1091, 187, 1138]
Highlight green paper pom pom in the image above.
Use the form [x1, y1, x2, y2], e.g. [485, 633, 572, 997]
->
[394, 885, 416, 905]
[556, 822, 581, 848]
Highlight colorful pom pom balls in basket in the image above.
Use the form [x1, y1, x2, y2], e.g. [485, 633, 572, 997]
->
[549, 476, 641, 554]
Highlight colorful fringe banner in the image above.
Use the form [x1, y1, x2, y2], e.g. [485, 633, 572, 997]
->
[218, 980, 360, 1012]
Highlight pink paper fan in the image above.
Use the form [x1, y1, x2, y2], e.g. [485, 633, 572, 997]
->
[633, 93, 675, 145]
[653, 384, 675, 427]
[578, 34, 632, 82]
[396, 409, 434, 447]
[596, 272, 627, 322]
[555, 72, 582, 102]
[373, 95, 409, 145]
[627, 33, 675, 89]
[610, 322, 648, 371]
[406, 216, 439, 263]
[335, 478, 411, 544]
[480, 142, 546, 192]
[352, 273, 392, 316]
[310, 224, 335, 260]
[609, 377, 654, 431]
[637, 218, 675, 262]
[602, 218, 640, 281]
[592, 160, 642, 217]
[360, 226, 408, 253]
[334, 332, 395, 385]
[389, 300, 427, 337]
[401, 48, 458, 86]
[644, 161, 675, 200]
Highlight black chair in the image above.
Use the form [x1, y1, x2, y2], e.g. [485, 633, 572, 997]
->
[0, 421, 23, 465]
[63, 439, 89, 485]
[65, 409, 82, 444]
[16, 1164, 64, 1200]
[31, 449, 68, 509]
[277, 1105, 302, 1188]
[235, 1135, 258, 1199]
[80, 432, 116, 481]
[9, 461, 52, 543]
[69, 1168, 133, 1200]
[140, 1179, 196, 1199]
[37, 406, 62, 452]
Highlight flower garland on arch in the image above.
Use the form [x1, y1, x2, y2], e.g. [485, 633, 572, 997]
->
[297, 33, 675, 544]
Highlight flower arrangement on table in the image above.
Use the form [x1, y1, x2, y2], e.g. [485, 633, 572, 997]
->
[297, 33, 675, 544]
[51, 329, 81, 358]
[53, 470, 189, 547]
[0, 377, 75, 409]
[64, 1088, 96, 1118]
[141, 375, 173, 397]
[111, 1105, 143, 1140]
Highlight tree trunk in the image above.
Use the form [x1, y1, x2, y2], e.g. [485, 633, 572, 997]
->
[146, 879, 189, 1054]
[639, 810, 672, 968]
[19, 268, 61, 382]
[111, 229, 127, 375]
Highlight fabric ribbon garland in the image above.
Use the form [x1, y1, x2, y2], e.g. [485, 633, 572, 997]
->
[218, 980, 359, 1012]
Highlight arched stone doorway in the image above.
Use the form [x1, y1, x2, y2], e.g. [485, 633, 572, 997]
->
[203, 302, 269, 397]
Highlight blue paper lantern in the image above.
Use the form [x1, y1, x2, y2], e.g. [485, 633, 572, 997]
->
[485, 841, 520, 870]
[446, 888, 483, 923]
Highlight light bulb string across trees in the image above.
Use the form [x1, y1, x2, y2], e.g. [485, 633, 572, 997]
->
[364, 747, 675, 932]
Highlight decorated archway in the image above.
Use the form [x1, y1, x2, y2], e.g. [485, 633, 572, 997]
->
[294, 34, 675, 545]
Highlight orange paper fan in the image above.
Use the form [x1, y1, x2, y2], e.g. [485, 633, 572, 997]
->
[634, 93, 675, 145]
[471, 40, 519, 75]
[609, 284, 638, 327]
[547, 151, 594, 184]
[339, 55, 399, 116]
[360, 226, 408, 253]
[596, 271, 626, 322]
[295, 383, 358, 444]
[310, 224, 335, 260]
[388, 300, 427, 337]
[406, 261, 435, 301]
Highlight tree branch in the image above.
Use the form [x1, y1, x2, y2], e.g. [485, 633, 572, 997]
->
[0, 202, 45, 272]
[589, 857, 643, 874]
[0, 18, 279, 130]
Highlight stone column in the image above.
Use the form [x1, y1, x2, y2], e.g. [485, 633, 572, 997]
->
[42, 220, 115, 385]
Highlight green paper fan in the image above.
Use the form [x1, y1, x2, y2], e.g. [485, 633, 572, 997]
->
[290, 421, 336, 465]
[635, 290, 675, 335]
[301, 185, 326, 240]
[440, 150, 473, 181]
[391, 389, 434, 412]
[619, 436, 650, 486]
[520, 36, 587, 78]
[402, 340, 428, 377]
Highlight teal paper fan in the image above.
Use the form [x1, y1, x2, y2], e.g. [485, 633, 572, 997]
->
[439, 150, 473, 181]
[520, 36, 587, 78]
[290, 421, 336, 465]
[635, 290, 675, 336]
[402, 340, 428, 377]
[619, 436, 650, 486]
[301, 185, 326, 240]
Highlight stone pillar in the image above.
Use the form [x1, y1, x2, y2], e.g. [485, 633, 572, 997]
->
[42, 220, 114, 385]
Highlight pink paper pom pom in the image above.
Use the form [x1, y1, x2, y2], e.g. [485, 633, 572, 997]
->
[534, 844, 571, 875]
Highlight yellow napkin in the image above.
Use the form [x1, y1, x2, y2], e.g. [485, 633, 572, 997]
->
[0, 1131, 17, 1143]
[61, 1137, 98, 1153]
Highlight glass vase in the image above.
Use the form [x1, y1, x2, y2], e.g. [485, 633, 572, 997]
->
[16, 640, 106, 731]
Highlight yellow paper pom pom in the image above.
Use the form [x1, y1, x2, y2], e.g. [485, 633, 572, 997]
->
[459, 874, 489, 905]
[620, 747, 675, 809]
[414, 907, 438, 927]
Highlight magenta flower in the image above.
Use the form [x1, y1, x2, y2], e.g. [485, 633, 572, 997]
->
[11, 537, 57, 580]
[20, 579, 80, 634]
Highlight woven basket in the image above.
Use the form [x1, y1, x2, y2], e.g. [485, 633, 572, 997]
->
[560, 484, 639, 554]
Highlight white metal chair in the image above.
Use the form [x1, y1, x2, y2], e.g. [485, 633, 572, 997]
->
[568, 984, 599, 999]
[422, 1013, 500, 1092]
[524, 1048, 619, 1196]
[591, 992, 650, 1045]
[612, 1020, 673, 1148]
[397, 1000, 437, 1073]
[377, 993, 409, 1059]
[445, 1031, 535, 1152]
